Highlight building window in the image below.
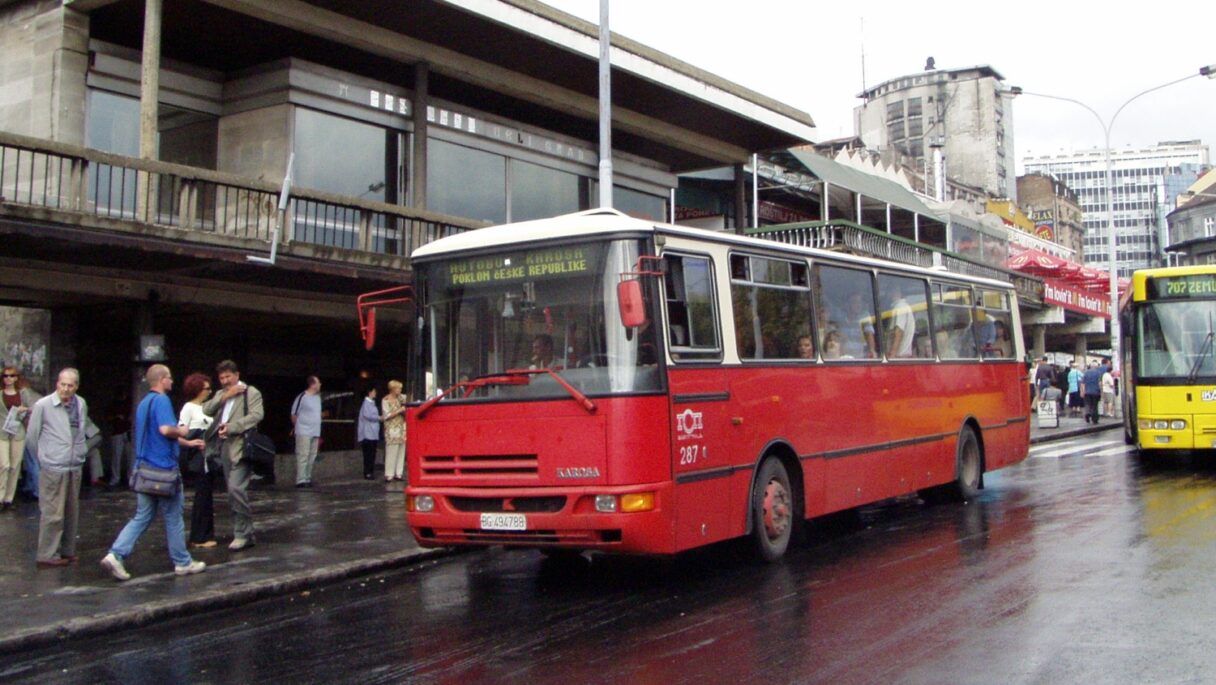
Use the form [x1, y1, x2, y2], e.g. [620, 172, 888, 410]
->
[510, 159, 581, 222]
[427, 138, 507, 224]
[1206, 216, 1214, 238]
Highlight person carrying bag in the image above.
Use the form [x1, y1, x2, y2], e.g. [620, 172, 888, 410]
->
[100, 365, 206, 581]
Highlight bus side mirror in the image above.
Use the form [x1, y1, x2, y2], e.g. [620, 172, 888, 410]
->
[618, 280, 648, 328]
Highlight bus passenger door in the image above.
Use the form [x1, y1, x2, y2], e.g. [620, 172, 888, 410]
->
[669, 370, 736, 550]
[661, 251, 735, 550]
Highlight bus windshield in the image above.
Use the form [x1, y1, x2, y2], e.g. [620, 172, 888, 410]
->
[419, 239, 662, 401]
[1136, 300, 1216, 379]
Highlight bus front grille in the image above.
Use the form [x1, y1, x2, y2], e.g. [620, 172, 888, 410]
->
[421, 454, 539, 478]
[449, 496, 566, 513]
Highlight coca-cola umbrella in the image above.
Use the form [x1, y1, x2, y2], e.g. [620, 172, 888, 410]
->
[1005, 247, 1079, 277]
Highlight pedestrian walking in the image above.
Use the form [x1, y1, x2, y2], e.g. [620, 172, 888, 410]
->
[358, 386, 380, 480]
[381, 380, 406, 483]
[26, 368, 88, 567]
[1034, 356, 1054, 405]
[0, 366, 40, 510]
[201, 360, 264, 551]
[100, 364, 206, 580]
[291, 375, 323, 488]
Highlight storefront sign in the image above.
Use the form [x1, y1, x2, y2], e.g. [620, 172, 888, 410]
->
[1043, 280, 1110, 318]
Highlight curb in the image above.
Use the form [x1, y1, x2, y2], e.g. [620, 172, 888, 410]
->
[1031, 421, 1121, 445]
[0, 546, 457, 656]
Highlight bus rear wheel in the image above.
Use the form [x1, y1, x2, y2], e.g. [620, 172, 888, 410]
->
[751, 458, 793, 562]
[953, 427, 982, 501]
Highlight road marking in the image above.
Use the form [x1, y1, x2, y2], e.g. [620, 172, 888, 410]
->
[1031, 437, 1127, 459]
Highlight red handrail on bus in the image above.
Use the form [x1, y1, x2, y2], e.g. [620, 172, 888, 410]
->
[356, 285, 413, 351]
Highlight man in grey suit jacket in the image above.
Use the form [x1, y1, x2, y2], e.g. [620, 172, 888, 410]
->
[201, 359, 264, 550]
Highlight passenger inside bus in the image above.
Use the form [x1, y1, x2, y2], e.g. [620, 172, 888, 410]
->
[822, 331, 844, 360]
[797, 335, 814, 359]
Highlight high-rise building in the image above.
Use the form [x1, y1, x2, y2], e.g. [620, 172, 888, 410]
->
[1022, 141, 1210, 276]
[854, 64, 1016, 201]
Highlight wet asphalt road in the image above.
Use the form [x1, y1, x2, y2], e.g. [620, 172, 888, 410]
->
[7, 433, 1216, 685]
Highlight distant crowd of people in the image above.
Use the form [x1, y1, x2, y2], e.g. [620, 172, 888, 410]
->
[4, 361, 410, 581]
[1034, 356, 1117, 424]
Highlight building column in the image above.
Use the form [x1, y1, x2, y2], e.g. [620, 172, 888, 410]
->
[1073, 335, 1088, 365]
[1032, 324, 1046, 358]
[137, 0, 162, 219]
[733, 163, 746, 235]
[411, 62, 429, 209]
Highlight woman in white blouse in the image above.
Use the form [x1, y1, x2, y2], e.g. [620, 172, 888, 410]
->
[179, 373, 217, 548]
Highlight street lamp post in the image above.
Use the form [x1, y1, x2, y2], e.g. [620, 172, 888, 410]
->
[1010, 63, 1215, 371]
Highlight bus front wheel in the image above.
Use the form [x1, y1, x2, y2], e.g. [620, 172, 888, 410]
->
[751, 458, 793, 562]
[953, 427, 982, 501]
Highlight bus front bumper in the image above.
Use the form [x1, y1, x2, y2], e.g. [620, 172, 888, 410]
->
[405, 483, 676, 554]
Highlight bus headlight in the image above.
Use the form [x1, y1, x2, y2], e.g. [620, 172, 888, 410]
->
[1153, 420, 1169, 430]
[409, 495, 435, 512]
[594, 495, 617, 512]
[1170, 420, 1187, 431]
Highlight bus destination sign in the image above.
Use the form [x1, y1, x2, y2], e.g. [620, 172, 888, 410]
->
[446, 247, 590, 287]
[1147, 274, 1216, 299]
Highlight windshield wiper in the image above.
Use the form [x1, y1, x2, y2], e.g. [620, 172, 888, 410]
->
[1187, 316, 1215, 383]
[415, 368, 597, 419]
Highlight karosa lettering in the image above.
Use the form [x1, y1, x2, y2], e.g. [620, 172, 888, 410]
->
[556, 467, 601, 479]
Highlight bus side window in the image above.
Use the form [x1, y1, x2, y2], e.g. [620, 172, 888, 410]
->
[877, 274, 932, 359]
[664, 254, 721, 360]
[814, 264, 878, 360]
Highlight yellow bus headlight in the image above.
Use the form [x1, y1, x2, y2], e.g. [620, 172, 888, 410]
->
[1170, 420, 1187, 431]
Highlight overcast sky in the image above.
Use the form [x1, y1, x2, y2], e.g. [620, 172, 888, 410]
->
[541, 1, 1216, 170]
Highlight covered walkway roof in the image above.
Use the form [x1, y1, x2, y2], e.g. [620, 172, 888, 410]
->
[67, 0, 817, 172]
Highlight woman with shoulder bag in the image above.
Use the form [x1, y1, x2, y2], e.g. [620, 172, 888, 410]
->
[0, 367, 39, 510]
[179, 373, 219, 548]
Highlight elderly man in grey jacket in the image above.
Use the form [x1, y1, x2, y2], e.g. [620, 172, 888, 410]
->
[26, 368, 89, 567]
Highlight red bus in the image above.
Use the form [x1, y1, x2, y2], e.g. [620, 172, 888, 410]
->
[396, 209, 1029, 560]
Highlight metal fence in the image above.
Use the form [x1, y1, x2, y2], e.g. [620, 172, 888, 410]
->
[747, 220, 1045, 304]
[0, 131, 479, 258]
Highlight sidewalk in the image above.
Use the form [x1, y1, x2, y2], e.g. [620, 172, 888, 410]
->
[1029, 408, 1121, 444]
[0, 476, 447, 655]
[0, 415, 1116, 655]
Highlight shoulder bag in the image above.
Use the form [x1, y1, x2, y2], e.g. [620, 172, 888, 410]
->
[130, 396, 181, 496]
[241, 391, 276, 466]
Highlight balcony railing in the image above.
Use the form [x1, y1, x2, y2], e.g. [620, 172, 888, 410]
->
[0, 130, 481, 260]
[747, 220, 1045, 305]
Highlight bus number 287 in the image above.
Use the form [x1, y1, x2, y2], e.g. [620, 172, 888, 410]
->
[679, 445, 706, 465]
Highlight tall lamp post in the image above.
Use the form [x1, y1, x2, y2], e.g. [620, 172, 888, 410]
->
[1010, 63, 1215, 371]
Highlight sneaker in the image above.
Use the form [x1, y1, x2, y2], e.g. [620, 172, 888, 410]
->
[101, 552, 131, 581]
[190, 540, 218, 549]
[228, 537, 253, 551]
[174, 560, 206, 576]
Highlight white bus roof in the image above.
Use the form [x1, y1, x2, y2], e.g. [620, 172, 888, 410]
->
[411, 209, 1014, 291]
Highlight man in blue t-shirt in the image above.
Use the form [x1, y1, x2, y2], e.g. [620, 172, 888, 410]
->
[100, 364, 207, 581]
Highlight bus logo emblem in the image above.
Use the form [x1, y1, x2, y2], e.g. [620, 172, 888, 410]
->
[1203, 390, 1216, 402]
[676, 408, 703, 440]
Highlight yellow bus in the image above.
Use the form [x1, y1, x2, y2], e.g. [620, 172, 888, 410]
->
[1121, 265, 1216, 452]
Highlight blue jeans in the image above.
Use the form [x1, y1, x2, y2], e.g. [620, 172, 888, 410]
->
[109, 488, 192, 568]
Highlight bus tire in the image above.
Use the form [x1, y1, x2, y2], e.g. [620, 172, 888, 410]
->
[751, 458, 793, 562]
[952, 427, 982, 501]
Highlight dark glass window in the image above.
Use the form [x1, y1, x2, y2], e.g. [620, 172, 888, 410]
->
[664, 254, 720, 360]
[510, 159, 580, 222]
[427, 138, 506, 224]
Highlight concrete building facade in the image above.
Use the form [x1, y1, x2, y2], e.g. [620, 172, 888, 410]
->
[854, 64, 1016, 201]
[1022, 141, 1211, 277]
